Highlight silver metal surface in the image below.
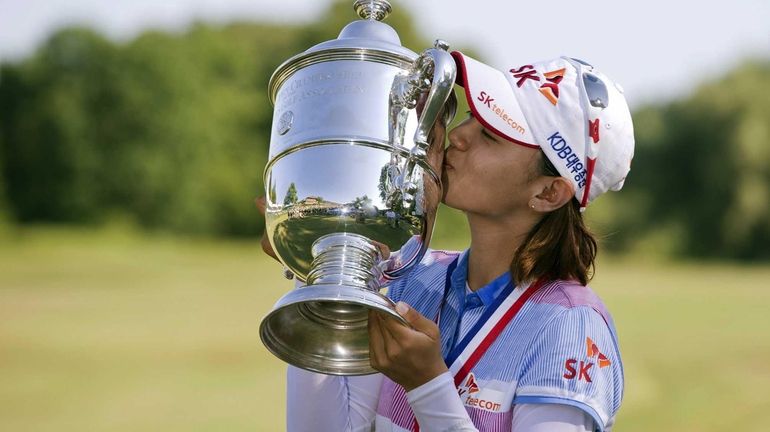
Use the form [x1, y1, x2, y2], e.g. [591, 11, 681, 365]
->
[260, 284, 407, 375]
[260, 1, 457, 375]
[277, 110, 294, 135]
[353, 0, 392, 21]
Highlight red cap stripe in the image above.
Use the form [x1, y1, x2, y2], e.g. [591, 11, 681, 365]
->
[580, 157, 597, 207]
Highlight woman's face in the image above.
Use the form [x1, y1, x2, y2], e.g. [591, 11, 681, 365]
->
[442, 114, 542, 217]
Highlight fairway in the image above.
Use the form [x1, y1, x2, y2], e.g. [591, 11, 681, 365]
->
[1, 227, 769, 431]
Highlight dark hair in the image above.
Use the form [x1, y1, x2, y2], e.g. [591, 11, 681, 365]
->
[510, 153, 598, 286]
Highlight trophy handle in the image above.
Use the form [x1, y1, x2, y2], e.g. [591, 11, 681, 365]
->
[387, 40, 457, 208]
[412, 40, 457, 152]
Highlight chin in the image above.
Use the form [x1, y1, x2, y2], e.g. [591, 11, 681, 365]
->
[440, 190, 463, 211]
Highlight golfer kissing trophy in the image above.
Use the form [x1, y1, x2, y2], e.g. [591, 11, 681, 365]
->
[260, 0, 457, 375]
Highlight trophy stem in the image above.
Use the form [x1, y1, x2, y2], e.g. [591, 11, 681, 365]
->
[259, 232, 408, 375]
[307, 233, 384, 292]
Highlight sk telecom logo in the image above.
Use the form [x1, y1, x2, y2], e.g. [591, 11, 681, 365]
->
[538, 68, 566, 106]
[458, 372, 480, 397]
[586, 336, 611, 368]
[563, 337, 611, 383]
[510, 65, 539, 87]
[509, 65, 567, 106]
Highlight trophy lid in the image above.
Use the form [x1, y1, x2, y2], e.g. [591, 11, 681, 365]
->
[304, 0, 417, 60]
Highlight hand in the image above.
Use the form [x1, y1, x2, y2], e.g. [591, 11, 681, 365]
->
[255, 196, 279, 262]
[369, 301, 448, 392]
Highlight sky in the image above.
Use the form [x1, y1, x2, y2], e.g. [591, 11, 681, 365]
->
[0, 0, 768, 108]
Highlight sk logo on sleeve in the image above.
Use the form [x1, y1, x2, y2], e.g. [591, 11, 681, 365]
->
[563, 337, 611, 383]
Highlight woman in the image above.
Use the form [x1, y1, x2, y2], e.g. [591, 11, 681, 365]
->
[261, 51, 634, 432]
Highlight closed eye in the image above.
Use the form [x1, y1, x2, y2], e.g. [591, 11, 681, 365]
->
[481, 128, 498, 142]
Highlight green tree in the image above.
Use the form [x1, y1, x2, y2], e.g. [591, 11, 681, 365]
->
[595, 59, 770, 260]
[283, 183, 298, 206]
[0, 29, 117, 223]
[0, 0, 475, 240]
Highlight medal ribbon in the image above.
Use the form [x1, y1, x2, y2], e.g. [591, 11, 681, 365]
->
[411, 258, 547, 431]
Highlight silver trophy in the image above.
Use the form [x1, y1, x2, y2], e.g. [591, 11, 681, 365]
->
[259, 0, 457, 375]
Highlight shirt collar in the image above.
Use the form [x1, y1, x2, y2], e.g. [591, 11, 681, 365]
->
[450, 249, 513, 307]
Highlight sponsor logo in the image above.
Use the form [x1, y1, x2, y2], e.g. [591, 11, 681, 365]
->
[464, 396, 502, 412]
[586, 336, 611, 368]
[588, 119, 601, 143]
[457, 373, 480, 397]
[457, 372, 504, 412]
[546, 132, 587, 188]
[477, 91, 495, 108]
[509, 65, 540, 88]
[538, 68, 566, 106]
[563, 337, 611, 383]
[563, 358, 594, 382]
[476, 90, 527, 135]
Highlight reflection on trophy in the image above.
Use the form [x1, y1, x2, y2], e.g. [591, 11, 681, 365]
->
[259, 0, 457, 375]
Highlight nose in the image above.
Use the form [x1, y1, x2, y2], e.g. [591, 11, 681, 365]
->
[447, 121, 471, 151]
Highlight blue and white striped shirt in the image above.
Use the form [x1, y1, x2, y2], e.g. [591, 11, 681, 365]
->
[376, 249, 624, 431]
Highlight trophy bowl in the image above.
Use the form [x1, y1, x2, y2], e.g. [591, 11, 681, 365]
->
[259, 0, 457, 375]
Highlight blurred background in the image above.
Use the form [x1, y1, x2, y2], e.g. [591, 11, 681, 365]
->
[1, 0, 768, 430]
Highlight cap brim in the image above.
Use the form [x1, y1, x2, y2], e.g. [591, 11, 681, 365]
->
[451, 51, 538, 148]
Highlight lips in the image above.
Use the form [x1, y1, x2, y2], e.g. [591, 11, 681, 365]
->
[443, 154, 454, 170]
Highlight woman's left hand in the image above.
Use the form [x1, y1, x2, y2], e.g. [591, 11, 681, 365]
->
[369, 302, 448, 392]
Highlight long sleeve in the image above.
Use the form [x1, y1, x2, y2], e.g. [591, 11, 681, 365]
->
[286, 365, 384, 432]
[512, 403, 595, 432]
[406, 372, 477, 431]
[404, 373, 595, 432]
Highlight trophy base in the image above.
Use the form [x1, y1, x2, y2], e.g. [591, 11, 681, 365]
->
[259, 283, 408, 376]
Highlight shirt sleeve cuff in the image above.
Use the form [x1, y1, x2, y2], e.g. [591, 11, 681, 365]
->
[406, 372, 476, 431]
[514, 395, 604, 432]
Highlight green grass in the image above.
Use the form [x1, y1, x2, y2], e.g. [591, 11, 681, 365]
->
[1, 226, 769, 431]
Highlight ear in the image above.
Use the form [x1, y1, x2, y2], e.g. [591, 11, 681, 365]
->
[529, 176, 575, 213]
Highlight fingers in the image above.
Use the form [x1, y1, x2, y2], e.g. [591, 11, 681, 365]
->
[255, 196, 267, 215]
[371, 311, 401, 345]
[385, 302, 440, 341]
[260, 234, 277, 260]
[368, 310, 388, 368]
[369, 309, 406, 370]
[368, 305, 448, 391]
[377, 312, 402, 349]
[255, 196, 279, 261]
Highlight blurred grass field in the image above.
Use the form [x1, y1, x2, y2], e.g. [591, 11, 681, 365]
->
[1, 226, 769, 431]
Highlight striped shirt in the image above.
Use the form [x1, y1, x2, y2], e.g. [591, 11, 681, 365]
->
[375, 249, 624, 432]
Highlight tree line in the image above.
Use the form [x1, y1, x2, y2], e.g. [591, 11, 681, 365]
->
[1, 1, 768, 259]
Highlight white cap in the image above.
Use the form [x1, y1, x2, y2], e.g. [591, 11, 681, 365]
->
[451, 51, 635, 209]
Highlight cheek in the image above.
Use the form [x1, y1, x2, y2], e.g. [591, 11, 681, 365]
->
[444, 157, 528, 213]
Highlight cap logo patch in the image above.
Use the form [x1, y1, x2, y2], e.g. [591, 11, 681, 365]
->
[509, 65, 540, 88]
[538, 68, 566, 105]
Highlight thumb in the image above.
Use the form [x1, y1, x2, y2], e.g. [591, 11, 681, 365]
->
[395, 301, 439, 339]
